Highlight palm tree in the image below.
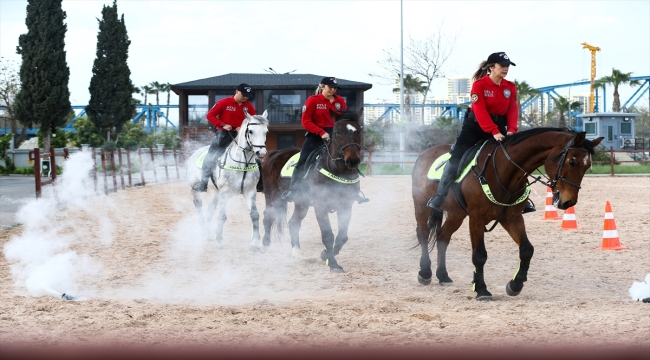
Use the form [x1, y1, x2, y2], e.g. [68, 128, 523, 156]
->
[393, 74, 428, 123]
[142, 84, 153, 105]
[149, 81, 162, 105]
[161, 82, 172, 118]
[514, 80, 540, 128]
[594, 68, 641, 112]
[552, 96, 582, 128]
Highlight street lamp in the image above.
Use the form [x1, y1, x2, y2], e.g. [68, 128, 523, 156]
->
[567, 78, 589, 126]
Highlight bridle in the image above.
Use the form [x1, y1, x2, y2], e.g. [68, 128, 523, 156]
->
[223, 119, 267, 167]
[322, 122, 362, 173]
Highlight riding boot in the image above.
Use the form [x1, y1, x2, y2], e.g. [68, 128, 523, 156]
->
[256, 159, 264, 192]
[522, 198, 536, 214]
[193, 132, 228, 192]
[426, 160, 459, 210]
[357, 191, 369, 204]
[281, 166, 306, 202]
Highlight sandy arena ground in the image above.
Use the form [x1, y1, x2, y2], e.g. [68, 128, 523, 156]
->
[1, 175, 649, 348]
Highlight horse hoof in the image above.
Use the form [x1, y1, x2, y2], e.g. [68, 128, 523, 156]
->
[439, 281, 453, 286]
[330, 267, 345, 273]
[291, 247, 302, 259]
[320, 250, 328, 261]
[248, 246, 260, 253]
[476, 295, 493, 301]
[505, 281, 522, 296]
[418, 274, 432, 285]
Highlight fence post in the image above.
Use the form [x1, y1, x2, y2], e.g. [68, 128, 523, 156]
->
[110, 148, 117, 191]
[117, 148, 125, 190]
[150, 147, 158, 184]
[49, 147, 57, 183]
[609, 146, 615, 176]
[92, 148, 98, 193]
[33, 148, 42, 198]
[162, 147, 169, 181]
[138, 148, 146, 186]
[100, 148, 108, 194]
[126, 149, 133, 187]
[173, 148, 180, 179]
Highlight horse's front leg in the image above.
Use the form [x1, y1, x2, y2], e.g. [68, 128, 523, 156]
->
[332, 205, 352, 256]
[191, 189, 207, 237]
[313, 206, 343, 273]
[244, 188, 262, 253]
[204, 191, 219, 239]
[500, 214, 534, 296]
[213, 192, 229, 249]
[288, 202, 309, 258]
[469, 217, 492, 301]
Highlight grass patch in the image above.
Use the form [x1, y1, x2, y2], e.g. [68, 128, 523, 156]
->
[360, 163, 414, 175]
[587, 163, 650, 174]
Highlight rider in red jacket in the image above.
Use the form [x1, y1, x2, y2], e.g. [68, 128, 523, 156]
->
[427, 52, 535, 214]
[194, 83, 256, 192]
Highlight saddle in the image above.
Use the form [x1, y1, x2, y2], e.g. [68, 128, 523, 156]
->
[280, 146, 324, 179]
[427, 141, 487, 182]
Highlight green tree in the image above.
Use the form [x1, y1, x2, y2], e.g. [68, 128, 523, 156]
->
[37, 127, 67, 148]
[160, 82, 172, 118]
[14, 0, 72, 150]
[594, 68, 641, 112]
[514, 80, 540, 128]
[87, 0, 135, 143]
[551, 97, 582, 128]
[117, 122, 147, 150]
[71, 117, 104, 148]
[0, 58, 26, 146]
[393, 74, 428, 122]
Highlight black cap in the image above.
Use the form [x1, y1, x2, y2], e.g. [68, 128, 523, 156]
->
[487, 52, 516, 66]
[320, 77, 341, 88]
[237, 83, 254, 98]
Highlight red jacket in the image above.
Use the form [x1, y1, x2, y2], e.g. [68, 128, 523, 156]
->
[206, 97, 256, 130]
[469, 75, 519, 135]
[301, 94, 347, 136]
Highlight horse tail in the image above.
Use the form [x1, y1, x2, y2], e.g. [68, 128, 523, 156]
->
[427, 209, 443, 252]
[270, 196, 288, 242]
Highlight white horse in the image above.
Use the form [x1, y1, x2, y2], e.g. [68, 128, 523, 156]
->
[187, 110, 269, 251]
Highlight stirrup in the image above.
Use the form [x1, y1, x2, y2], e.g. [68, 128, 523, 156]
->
[281, 190, 294, 202]
[357, 191, 369, 204]
[192, 181, 208, 193]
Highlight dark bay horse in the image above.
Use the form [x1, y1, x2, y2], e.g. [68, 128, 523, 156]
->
[261, 110, 363, 272]
[412, 128, 603, 300]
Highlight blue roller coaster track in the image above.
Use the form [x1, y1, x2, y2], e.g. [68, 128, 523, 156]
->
[1, 76, 648, 135]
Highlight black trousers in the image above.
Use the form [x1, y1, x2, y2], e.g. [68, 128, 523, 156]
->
[294, 128, 332, 171]
[202, 130, 237, 175]
[448, 113, 507, 165]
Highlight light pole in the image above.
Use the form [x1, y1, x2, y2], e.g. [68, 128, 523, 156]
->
[567, 78, 589, 126]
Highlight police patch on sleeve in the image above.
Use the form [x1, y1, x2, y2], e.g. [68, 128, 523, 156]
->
[471, 93, 478, 103]
[335, 102, 341, 110]
[302, 105, 306, 113]
[503, 89, 511, 99]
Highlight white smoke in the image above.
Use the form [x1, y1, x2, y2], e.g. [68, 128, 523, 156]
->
[629, 273, 650, 301]
[3, 150, 104, 298]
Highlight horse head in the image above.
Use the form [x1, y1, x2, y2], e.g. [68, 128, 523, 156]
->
[329, 109, 363, 170]
[543, 131, 603, 209]
[240, 110, 269, 159]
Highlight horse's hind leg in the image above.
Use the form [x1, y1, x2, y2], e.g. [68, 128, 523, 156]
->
[244, 189, 262, 253]
[469, 217, 492, 301]
[192, 190, 209, 239]
[288, 202, 309, 258]
[500, 215, 534, 296]
[435, 212, 465, 286]
[213, 193, 229, 249]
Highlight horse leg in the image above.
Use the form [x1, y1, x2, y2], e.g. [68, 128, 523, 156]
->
[332, 206, 352, 256]
[313, 206, 343, 273]
[261, 197, 276, 248]
[469, 217, 492, 301]
[245, 189, 262, 253]
[500, 215, 534, 296]
[435, 212, 466, 286]
[213, 193, 229, 249]
[288, 202, 309, 258]
[204, 191, 219, 240]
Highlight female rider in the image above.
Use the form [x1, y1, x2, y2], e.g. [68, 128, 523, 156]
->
[282, 76, 368, 203]
[427, 52, 535, 214]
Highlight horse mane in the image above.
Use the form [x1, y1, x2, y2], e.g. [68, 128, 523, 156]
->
[250, 114, 269, 126]
[499, 127, 597, 154]
[334, 110, 360, 123]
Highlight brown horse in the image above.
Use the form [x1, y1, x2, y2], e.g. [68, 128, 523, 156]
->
[261, 110, 364, 272]
[412, 128, 603, 300]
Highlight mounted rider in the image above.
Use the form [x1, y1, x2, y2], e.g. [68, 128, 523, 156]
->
[426, 52, 536, 214]
[281, 76, 369, 204]
[194, 83, 257, 192]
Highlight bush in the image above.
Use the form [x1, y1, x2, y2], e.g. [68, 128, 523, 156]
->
[37, 127, 68, 148]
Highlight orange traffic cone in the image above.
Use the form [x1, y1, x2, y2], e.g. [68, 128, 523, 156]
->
[541, 187, 562, 220]
[559, 206, 581, 230]
[596, 201, 627, 250]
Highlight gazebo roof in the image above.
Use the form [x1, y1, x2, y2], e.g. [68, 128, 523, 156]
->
[171, 73, 373, 93]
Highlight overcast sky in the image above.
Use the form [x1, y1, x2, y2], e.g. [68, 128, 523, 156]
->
[1, 0, 649, 111]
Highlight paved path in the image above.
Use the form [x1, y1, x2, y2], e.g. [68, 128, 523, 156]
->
[0, 175, 36, 230]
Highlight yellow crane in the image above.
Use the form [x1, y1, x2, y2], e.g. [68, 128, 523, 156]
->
[581, 42, 601, 113]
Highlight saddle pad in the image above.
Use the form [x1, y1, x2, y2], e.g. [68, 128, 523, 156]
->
[195, 149, 209, 168]
[427, 151, 478, 182]
[280, 152, 301, 178]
